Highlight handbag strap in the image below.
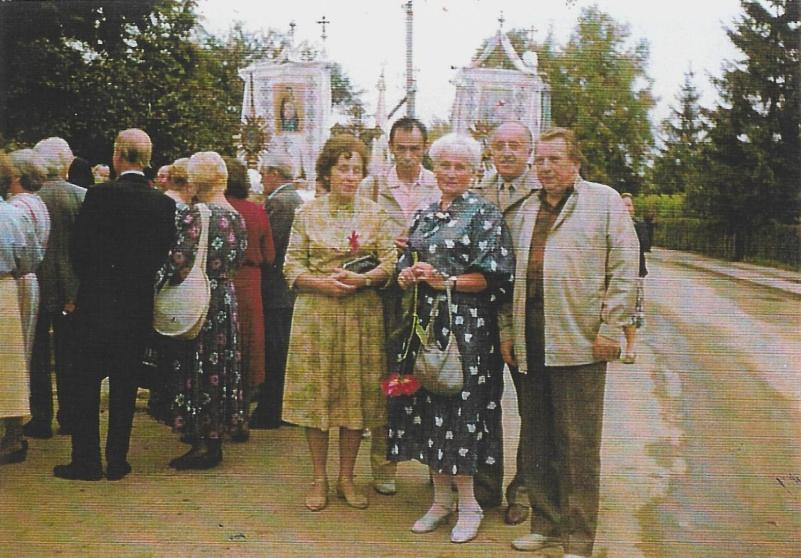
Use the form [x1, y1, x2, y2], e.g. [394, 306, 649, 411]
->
[399, 255, 454, 361]
[195, 203, 211, 271]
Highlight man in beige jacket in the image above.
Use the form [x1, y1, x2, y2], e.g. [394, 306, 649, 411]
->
[500, 128, 639, 557]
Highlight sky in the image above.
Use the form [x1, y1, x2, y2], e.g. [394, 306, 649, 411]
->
[197, 0, 744, 130]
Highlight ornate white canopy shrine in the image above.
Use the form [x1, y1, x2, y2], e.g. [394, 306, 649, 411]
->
[239, 46, 331, 185]
[450, 30, 551, 140]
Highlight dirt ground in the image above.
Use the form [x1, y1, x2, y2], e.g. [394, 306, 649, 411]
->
[1, 380, 541, 558]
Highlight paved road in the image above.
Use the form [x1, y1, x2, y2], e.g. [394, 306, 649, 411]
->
[2, 254, 799, 557]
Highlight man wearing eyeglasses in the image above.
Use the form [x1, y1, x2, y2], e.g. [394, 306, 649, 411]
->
[472, 120, 538, 522]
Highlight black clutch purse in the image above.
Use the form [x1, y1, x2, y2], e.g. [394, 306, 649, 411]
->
[343, 254, 380, 274]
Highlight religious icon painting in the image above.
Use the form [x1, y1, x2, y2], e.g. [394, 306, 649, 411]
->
[274, 84, 303, 133]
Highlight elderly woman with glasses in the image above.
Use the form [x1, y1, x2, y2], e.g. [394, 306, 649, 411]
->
[281, 134, 396, 512]
[388, 133, 515, 543]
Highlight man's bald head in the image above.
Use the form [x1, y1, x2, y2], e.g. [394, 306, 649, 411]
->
[113, 128, 152, 170]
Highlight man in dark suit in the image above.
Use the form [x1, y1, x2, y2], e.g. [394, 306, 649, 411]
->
[25, 137, 86, 439]
[250, 151, 302, 429]
[54, 129, 175, 481]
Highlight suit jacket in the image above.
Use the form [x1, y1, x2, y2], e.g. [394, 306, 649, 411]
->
[36, 179, 86, 311]
[262, 183, 303, 309]
[472, 168, 537, 215]
[498, 178, 640, 370]
[71, 172, 176, 354]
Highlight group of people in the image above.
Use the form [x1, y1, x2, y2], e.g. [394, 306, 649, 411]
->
[1, 117, 642, 557]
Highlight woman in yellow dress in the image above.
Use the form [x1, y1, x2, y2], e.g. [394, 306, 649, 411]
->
[282, 134, 396, 511]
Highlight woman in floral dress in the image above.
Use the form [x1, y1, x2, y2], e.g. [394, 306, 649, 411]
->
[389, 133, 514, 543]
[282, 134, 396, 512]
[161, 151, 247, 470]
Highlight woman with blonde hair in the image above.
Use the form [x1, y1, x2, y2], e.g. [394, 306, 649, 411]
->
[160, 151, 247, 469]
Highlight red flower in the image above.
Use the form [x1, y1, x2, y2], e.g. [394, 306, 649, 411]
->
[381, 372, 421, 397]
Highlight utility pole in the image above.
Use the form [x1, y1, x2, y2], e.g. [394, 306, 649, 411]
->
[404, 1, 415, 118]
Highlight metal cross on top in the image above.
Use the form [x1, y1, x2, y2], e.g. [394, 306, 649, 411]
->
[317, 15, 330, 41]
[289, 20, 297, 40]
[498, 11, 505, 30]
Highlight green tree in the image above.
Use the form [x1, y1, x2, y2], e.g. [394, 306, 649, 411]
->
[650, 69, 705, 195]
[0, 0, 232, 164]
[473, 12, 655, 193]
[0, 2, 364, 166]
[693, 0, 800, 259]
[553, 6, 655, 192]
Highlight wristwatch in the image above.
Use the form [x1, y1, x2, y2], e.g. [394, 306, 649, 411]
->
[446, 276, 457, 290]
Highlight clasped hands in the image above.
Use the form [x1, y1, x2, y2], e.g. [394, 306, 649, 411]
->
[397, 262, 448, 291]
[317, 268, 369, 298]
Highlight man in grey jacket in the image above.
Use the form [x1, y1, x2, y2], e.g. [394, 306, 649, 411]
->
[251, 151, 303, 429]
[500, 128, 639, 557]
[25, 137, 86, 439]
[471, 121, 537, 519]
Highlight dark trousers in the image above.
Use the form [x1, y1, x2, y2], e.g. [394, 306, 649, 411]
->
[472, 365, 529, 509]
[70, 346, 140, 469]
[254, 307, 292, 425]
[29, 308, 75, 428]
[522, 297, 606, 557]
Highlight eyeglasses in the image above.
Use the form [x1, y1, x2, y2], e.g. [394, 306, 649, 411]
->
[490, 141, 526, 152]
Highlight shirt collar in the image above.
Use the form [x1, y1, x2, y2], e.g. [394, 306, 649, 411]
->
[388, 165, 426, 189]
[497, 169, 529, 190]
[268, 182, 293, 199]
[120, 170, 145, 177]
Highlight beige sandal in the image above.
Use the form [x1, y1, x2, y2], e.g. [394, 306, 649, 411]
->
[336, 479, 368, 509]
[305, 478, 328, 512]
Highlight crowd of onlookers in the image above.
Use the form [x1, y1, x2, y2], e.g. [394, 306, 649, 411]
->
[0, 118, 646, 556]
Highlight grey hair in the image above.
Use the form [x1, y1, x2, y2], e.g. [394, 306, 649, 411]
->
[429, 133, 482, 169]
[33, 137, 73, 178]
[10, 149, 47, 192]
[259, 150, 295, 180]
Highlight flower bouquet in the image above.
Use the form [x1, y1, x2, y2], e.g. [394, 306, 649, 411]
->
[380, 372, 421, 397]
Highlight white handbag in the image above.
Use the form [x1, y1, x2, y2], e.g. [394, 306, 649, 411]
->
[412, 285, 464, 396]
[153, 203, 211, 340]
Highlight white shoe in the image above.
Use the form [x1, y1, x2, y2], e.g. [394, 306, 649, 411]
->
[511, 533, 561, 552]
[450, 507, 483, 543]
[564, 554, 588, 558]
[411, 504, 453, 533]
[372, 479, 397, 495]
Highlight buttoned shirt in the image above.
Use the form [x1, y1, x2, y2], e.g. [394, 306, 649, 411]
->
[386, 166, 439, 223]
[526, 187, 574, 301]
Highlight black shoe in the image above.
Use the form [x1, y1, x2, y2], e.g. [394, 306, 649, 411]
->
[0, 440, 28, 465]
[504, 503, 530, 525]
[230, 424, 250, 443]
[57, 424, 73, 436]
[53, 462, 103, 481]
[106, 461, 132, 481]
[23, 420, 53, 439]
[169, 441, 222, 470]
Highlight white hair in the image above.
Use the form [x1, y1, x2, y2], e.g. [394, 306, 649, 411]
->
[428, 133, 482, 169]
[33, 137, 73, 178]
